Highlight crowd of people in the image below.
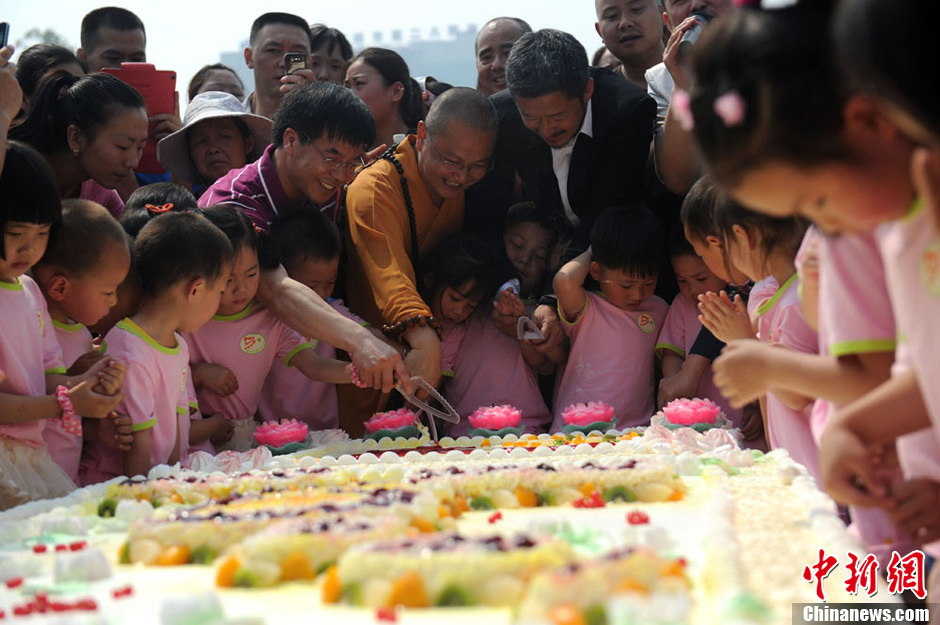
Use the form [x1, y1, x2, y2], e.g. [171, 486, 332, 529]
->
[1, 0, 939, 604]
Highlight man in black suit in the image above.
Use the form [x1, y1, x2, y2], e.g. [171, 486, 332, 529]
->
[466, 29, 656, 257]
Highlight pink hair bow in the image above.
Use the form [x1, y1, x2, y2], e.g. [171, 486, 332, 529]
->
[713, 90, 746, 127]
[672, 90, 695, 132]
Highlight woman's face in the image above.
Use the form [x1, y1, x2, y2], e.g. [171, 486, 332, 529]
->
[71, 107, 149, 190]
[188, 117, 253, 184]
[345, 58, 401, 125]
[311, 43, 348, 85]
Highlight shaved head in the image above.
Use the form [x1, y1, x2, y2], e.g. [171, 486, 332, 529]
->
[424, 87, 497, 137]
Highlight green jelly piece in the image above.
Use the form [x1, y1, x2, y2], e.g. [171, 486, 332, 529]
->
[536, 491, 557, 507]
[118, 542, 131, 565]
[97, 498, 117, 518]
[699, 458, 739, 475]
[342, 583, 363, 605]
[150, 498, 162, 509]
[585, 604, 608, 625]
[232, 569, 259, 588]
[469, 496, 495, 510]
[315, 560, 335, 576]
[603, 485, 636, 502]
[437, 584, 475, 607]
[190, 545, 216, 565]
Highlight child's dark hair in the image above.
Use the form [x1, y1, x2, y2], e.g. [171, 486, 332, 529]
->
[269, 210, 342, 270]
[193, 205, 259, 258]
[591, 205, 665, 278]
[667, 223, 696, 260]
[0, 141, 62, 260]
[504, 201, 562, 250]
[11, 72, 145, 155]
[835, 0, 939, 143]
[36, 199, 131, 277]
[689, 3, 847, 189]
[120, 183, 197, 239]
[419, 234, 501, 309]
[713, 202, 809, 276]
[679, 175, 723, 243]
[133, 212, 233, 298]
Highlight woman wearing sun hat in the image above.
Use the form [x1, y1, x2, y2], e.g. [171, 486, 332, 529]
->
[157, 91, 272, 192]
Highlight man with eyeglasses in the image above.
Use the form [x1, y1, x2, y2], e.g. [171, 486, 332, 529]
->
[345, 87, 497, 391]
[199, 83, 411, 398]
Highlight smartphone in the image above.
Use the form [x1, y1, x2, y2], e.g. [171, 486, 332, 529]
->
[102, 62, 176, 174]
[284, 52, 306, 76]
[0, 22, 10, 48]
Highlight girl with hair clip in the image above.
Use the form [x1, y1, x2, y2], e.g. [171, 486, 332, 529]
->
[682, 1, 937, 575]
[0, 141, 126, 509]
[11, 71, 148, 218]
[708, 201, 819, 476]
[345, 48, 424, 151]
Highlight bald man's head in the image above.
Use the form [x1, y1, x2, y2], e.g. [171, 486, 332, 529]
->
[424, 87, 497, 137]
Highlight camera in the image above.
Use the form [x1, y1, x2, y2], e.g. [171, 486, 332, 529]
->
[677, 11, 712, 58]
[283, 52, 307, 76]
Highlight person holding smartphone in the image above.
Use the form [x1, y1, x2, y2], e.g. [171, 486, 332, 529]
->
[243, 12, 312, 119]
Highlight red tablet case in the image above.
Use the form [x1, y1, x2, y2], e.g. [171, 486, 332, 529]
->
[103, 63, 176, 175]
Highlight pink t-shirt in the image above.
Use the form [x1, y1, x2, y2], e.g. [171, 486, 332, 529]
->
[551, 292, 668, 431]
[443, 313, 551, 438]
[80, 319, 189, 484]
[876, 203, 940, 444]
[257, 300, 362, 429]
[748, 277, 778, 330]
[79, 179, 124, 218]
[755, 273, 820, 479]
[185, 301, 310, 423]
[44, 320, 94, 483]
[0, 276, 67, 448]
[810, 230, 897, 443]
[655, 292, 743, 428]
[810, 230, 912, 559]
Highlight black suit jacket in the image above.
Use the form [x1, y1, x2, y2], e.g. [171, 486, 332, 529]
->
[466, 67, 656, 255]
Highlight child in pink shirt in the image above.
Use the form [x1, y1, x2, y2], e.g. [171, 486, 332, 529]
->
[443, 205, 565, 437]
[710, 203, 820, 477]
[551, 206, 668, 431]
[258, 211, 370, 429]
[0, 142, 124, 508]
[81, 211, 234, 483]
[655, 226, 742, 426]
[187, 206, 355, 451]
[31, 199, 133, 484]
